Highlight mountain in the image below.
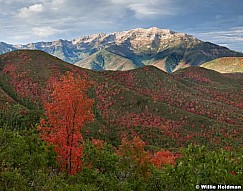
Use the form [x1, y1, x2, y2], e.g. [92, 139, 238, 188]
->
[1, 27, 243, 73]
[0, 50, 242, 150]
[0, 42, 16, 54]
[201, 57, 243, 73]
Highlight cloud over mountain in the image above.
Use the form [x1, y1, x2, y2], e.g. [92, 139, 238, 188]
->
[0, 0, 242, 52]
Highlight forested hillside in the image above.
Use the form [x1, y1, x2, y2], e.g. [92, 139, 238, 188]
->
[0, 50, 242, 190]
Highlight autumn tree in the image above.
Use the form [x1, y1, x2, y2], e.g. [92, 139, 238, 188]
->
[38, 71, 94, 175]
[116, 136, 152, 180]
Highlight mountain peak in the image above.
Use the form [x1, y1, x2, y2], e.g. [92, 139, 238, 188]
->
[114, 27, 175, 37]
[134, 27, 173, 33]
[72, 32, 107, 44]
[72, 27, 184, 46]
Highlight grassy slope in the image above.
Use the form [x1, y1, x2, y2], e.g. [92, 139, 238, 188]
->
[201, 57, 243, 73]
[0, 50, 242, 150]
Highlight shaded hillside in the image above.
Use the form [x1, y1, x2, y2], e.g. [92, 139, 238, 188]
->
[201, 57, 243, 73]
[1, 28, 243, 73]
[75, 49, 136, 70]
[0, 50, 242, 150]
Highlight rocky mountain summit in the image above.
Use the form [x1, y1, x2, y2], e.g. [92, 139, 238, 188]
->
[1, 27, 242, 73]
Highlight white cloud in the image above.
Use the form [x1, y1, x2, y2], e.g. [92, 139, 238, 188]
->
[18, 4, 44, 18]
[198, 27, 243, 42]
[32, 26, 60, 38]
[128, 3, 160, 17]
[1, 0, 181, 44]
[10, 35, 30, 42]
[111, 0, 177, 18]
[193, 27, 243, 52]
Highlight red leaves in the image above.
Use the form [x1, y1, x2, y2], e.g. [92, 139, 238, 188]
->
[91, 139, 104, 149]
[117, 136, 179, 172]
[38, 71, 94, 175]
[151, 149, 178, 168]
[117, 136, 150, 165]
[177, 68, 213, 84]
[3, 64, 16, 75]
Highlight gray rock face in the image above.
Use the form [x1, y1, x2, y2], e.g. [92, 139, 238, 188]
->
[1, 27, 243, 73]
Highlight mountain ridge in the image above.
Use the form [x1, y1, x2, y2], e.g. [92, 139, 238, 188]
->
[1, 27, 243, 73]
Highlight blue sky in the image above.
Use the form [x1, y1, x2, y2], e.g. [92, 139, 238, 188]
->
[0, 0, 243, 52]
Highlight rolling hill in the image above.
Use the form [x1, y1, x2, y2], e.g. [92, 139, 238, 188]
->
[1, 27, 243, 73]
[201, 57, 243, 73]
[0, 50, 242, 150]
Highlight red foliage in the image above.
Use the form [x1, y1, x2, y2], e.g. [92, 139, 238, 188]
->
[117, 136, 151, 166]
[38, 71, 94, 175]
[2, 56, 41, 101]
[151, 149, 179, 168]
[91, 139, 104, 149]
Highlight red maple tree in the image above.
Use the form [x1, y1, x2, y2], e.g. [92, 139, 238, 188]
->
[38, 71, 94, 175]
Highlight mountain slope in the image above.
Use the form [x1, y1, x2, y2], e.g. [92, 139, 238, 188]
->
[1, 27, 243, 73]
[75, 49, 136, 70]
[0, 42, 16, 54]
[0, 50, 242, 149]
[201, 57, 243, 73]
